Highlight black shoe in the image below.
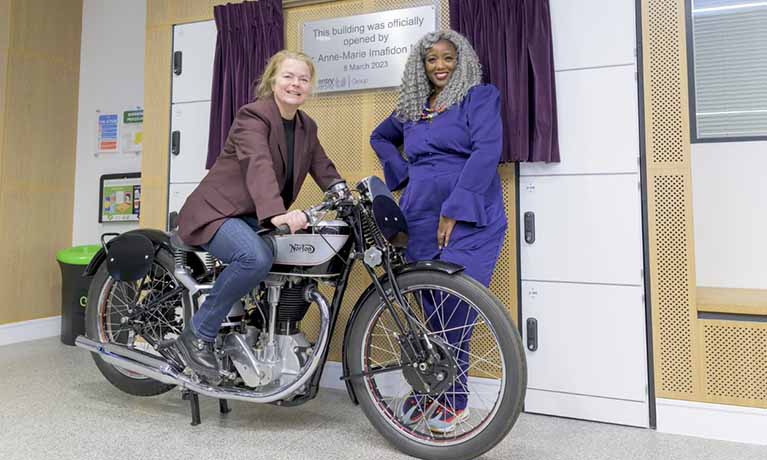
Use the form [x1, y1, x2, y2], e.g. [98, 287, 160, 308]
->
[174, 327, 220, 380]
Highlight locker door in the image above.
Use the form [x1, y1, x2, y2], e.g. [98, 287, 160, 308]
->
[169, 101, 211, 184]
[519, 175, 643, 285]
[172, 20, 217, 104]
[168, 183, 197, 216]
[521, 66, 640, 176]
[522, 281, 649, 427]
[550, 0, 636, 71]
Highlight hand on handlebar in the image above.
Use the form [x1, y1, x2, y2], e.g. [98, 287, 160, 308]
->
[270, 210, 308, 234]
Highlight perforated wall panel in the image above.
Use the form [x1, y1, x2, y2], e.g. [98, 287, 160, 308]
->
[702, 321, 767, 406]
[643, 0, 699, 399]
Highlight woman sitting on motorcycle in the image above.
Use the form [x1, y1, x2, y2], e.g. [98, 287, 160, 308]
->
[173, 50, 342, 380]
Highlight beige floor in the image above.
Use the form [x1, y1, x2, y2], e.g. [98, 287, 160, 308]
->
[0, 337, 766, 460]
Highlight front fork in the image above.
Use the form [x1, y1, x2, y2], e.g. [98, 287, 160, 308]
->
[361, 253, 436, 365]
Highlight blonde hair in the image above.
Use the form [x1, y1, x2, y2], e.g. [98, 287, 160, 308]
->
[254, 50, 316, 99]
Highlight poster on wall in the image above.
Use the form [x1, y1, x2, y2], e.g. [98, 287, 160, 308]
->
[99, 173, 141, 223]
[121, 109, 143, 154]
[303, 5, 437, 93]
[97, 113, 119, 153]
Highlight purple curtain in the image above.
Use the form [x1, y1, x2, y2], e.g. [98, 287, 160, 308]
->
[450, 0, 560, 163]
[206, 0, 284, 168]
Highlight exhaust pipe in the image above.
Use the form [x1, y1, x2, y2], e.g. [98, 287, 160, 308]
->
[76, 286, 331, 404]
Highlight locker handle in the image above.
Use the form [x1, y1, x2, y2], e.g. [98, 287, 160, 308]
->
[526, 318, 538, 351]
[173, 51, 183, 76]
[168, 211, 179, 231]
[171, 131, 181, 156]
[524, 211, 535, 244]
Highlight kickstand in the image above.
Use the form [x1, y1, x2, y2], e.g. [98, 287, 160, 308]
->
[182, 390, 201, 426]
[219, 399, 231, 414]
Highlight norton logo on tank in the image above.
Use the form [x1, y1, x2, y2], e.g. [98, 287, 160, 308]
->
[289, 243, 316, 254]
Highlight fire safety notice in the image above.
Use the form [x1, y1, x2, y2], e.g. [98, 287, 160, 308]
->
[303, 5, 436, 93]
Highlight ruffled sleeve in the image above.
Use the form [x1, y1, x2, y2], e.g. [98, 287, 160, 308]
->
[370, 113, 409, 191]
[439, 85, 503, 227]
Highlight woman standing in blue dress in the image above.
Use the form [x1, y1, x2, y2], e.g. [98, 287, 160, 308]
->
[370, 30, 507, 433]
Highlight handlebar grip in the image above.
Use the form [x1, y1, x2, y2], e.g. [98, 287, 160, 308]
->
[273, 224, 291, 236]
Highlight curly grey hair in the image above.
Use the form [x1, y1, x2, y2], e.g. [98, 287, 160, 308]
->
[395, 30, 483, 122]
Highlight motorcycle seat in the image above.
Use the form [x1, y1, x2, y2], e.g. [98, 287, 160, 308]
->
[169, 230, 204, 252]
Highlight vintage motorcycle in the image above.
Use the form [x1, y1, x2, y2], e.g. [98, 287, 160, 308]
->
[76, 176, 526, 460]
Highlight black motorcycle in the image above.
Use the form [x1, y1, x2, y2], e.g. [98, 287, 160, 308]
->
[76, 176, 526, 460]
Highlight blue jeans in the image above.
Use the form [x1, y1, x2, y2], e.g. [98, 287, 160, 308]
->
[191, 217, 273, 342]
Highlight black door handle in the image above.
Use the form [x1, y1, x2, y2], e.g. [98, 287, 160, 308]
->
[173, 51, 183, 76]
[171, 131, 181, 156]
[524, 211, 535, 244]
[526, 318, 538, 351]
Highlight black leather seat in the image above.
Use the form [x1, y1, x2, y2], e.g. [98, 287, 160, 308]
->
[169, 230, 204, 252]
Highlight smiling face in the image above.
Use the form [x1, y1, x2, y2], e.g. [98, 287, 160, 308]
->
[424, 39, 457, 93]
[271, 58, 312, 112]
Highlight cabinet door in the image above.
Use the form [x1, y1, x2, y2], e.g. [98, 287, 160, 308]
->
[522, 281, 647, 400]
[521, 280, 649, 427]
[520, 65, 640, 177]
[550, 0, 636, 71]
[171, 20, 217, 103]
[169, 101, 211, 184]
[168, 183, 198, 215]
[519, 175, 643, 285]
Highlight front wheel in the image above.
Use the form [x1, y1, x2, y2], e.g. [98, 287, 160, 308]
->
[347, 270, 526, 460]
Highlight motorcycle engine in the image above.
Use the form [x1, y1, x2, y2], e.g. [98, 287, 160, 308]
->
[221, 281, 314, 388]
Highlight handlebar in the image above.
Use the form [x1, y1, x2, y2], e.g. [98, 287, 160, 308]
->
[261, 180, 352, 237]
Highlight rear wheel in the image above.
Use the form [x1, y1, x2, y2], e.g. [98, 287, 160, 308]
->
[347, 270, 526, 460]
[85, 249, 185, 396]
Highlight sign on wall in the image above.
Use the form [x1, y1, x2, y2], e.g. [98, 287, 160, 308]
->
[303, 5, 437, 93]
[99, 173, 141, 223]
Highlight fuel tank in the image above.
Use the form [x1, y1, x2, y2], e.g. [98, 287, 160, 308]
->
[272, 220, 350, 266]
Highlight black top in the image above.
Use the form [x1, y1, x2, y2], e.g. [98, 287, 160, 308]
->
[281, 116, 296, 208]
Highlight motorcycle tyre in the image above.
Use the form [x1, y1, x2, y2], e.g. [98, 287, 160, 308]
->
[347, 270, 527, 460]
[85, 249, 178, 397]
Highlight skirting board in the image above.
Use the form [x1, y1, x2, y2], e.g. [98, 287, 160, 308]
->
[656, 398, 767, 446]
[525, 388, 649, 428]
[0, 316, 61, 347]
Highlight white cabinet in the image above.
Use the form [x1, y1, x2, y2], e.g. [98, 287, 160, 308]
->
[550, 0, 636, 71]
[169, 101, 212, 184]
[168, 183, 198, 215]
[522, 281, 647, 402]
[521, 65, 640, 176]
[519, 175, 643, 285]
[171, 21, 217, 104]
[518, 0, 648, 427]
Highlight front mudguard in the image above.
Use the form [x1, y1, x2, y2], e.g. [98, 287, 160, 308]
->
[340, 260, 464, 404]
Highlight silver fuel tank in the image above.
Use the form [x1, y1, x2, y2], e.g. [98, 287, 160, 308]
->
[271, 220, 350, 266]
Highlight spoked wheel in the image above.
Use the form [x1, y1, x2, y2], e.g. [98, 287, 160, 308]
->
[85, 249, 186, 396]
[348, 270, 526, 460]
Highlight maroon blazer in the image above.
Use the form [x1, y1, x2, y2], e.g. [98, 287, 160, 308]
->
[176, 96, 341, 246]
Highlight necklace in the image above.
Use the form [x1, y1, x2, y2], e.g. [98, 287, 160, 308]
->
[421, 104, 446, 123]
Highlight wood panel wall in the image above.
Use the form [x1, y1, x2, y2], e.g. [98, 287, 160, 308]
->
[0, 0, 83, 325]
[642, 0, 767, 409]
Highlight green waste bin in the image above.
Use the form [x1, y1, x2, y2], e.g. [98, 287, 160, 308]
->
[56, 245, 100, 345]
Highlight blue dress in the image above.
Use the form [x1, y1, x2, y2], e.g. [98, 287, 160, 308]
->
[370, 84, 507, 411]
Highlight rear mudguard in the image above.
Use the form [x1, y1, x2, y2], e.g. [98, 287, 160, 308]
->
[82, 229, 173, 277]
[341, 260, 464, 404]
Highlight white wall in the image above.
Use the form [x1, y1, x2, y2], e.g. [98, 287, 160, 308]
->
[72, 0, 146, 246]
[692, 141, 767, 289]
